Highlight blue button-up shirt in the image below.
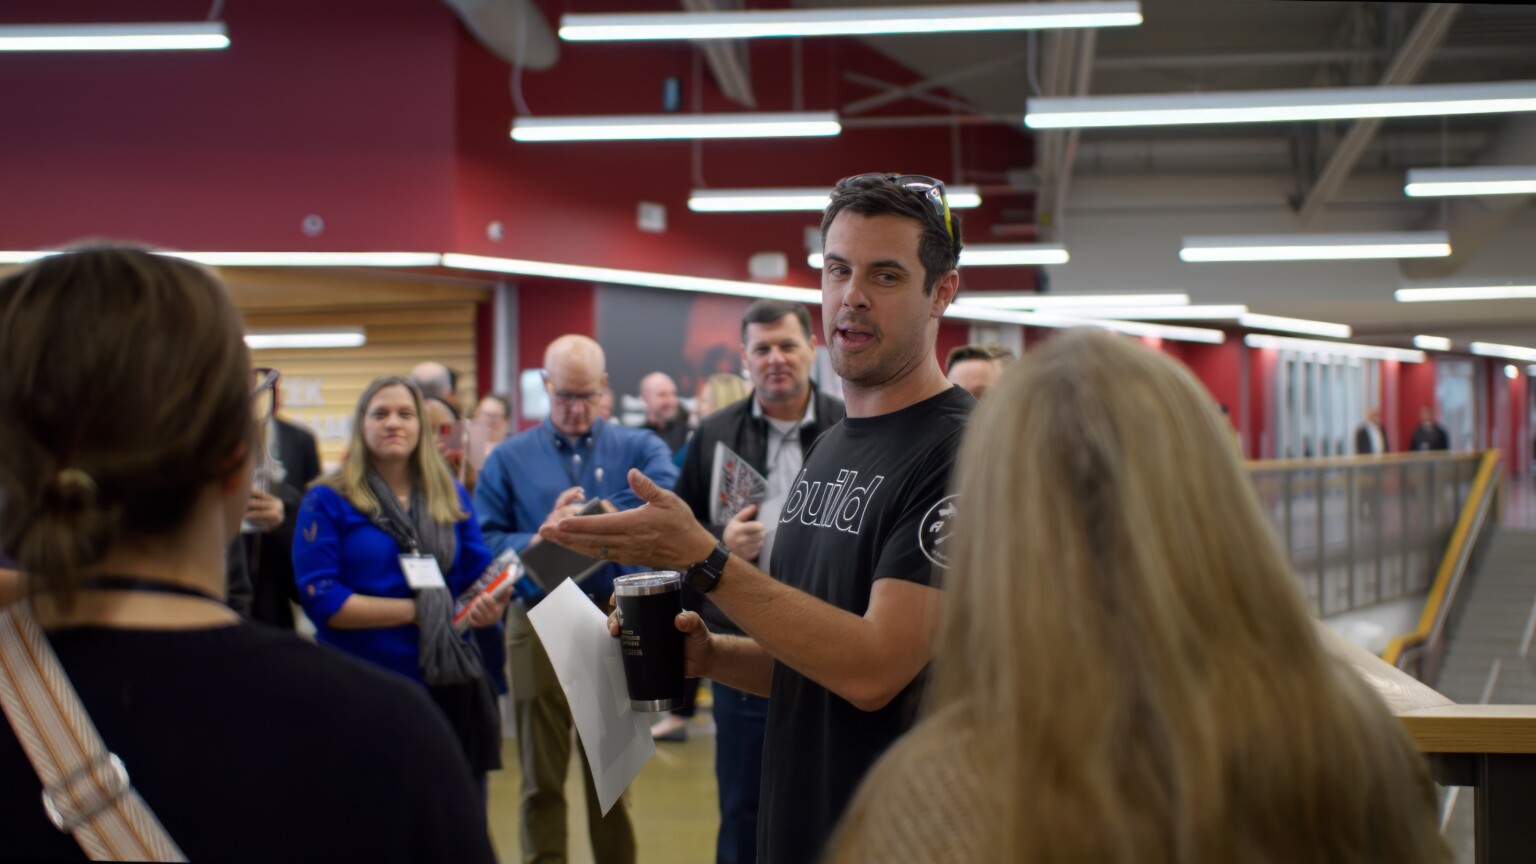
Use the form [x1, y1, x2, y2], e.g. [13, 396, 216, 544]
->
[474, 417, 678, 605]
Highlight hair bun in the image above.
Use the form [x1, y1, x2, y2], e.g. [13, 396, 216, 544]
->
[46, 468, 100, 513]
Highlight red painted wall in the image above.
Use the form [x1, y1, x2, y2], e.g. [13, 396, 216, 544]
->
[1249, 348, 1277, 459]
[0, 0, 460, 251]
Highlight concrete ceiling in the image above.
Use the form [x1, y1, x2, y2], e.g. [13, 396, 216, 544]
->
[789, 0, 1536, 344]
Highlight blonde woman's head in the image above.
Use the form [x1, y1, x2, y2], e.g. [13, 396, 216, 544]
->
[926, 328, 1444, 862]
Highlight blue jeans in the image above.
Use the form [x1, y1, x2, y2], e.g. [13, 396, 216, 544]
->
[711, 681, 769, 864]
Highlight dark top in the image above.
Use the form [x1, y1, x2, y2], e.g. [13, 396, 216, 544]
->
[0, 621, 496, 863]
[1354, 422, 1389, 455]
[673, 389, 847, 636]
[757, 386, 973, 864]
[643, 413, 692, 454]
[1409, 422, 1450, 452]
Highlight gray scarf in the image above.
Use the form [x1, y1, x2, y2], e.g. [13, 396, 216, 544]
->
[365, 468, 482, 686]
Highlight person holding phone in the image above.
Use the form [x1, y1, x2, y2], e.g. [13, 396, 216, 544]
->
[474, 334, 678, 864]
[293, 375, 510, 792]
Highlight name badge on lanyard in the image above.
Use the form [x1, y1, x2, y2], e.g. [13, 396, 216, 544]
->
[400, 553, 447, 590]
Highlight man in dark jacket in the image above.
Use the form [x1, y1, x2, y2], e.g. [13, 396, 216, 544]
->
[1409, 406, 1451, 451]
[672, 299, 846, 864]
[1354, 409, 1389, 455]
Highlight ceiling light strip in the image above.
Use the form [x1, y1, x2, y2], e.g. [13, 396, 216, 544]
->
[1396, 281, 1536, 302]
[511, 112, 841, 142]
[442, 253, 821, 303]
[1470, 342, 1536, 363]
[1244, 334, 1425, 363]
[1413, 335, 1452, 351]
[1049, 304, 1246, 320]
[558, 2, 1143, 41]
[1181, 232, 1450, 262]
[0, 22, 229, 51]
[245, 328, 367, 350]
[1405, 166, 1536, 197]
[690, 186, 982, 212]
[947, 303, 1225, 344]
[1026, 80, 1536, 129]
[0, 250, 442, 268]
[1238, 313, 1351, 338]
[809, 244, 1069, 269]
[952, 293, 1192, 310]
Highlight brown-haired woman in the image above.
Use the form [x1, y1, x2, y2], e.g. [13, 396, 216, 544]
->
[292, 375, 509, 792]
[0, 245, 495, 863]
[829, 329, 1449, 863]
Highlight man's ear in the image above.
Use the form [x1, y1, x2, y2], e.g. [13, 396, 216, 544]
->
[930, 270, 960, 319]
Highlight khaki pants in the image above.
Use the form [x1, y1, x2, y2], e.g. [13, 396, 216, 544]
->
[508, 602, 636, 864]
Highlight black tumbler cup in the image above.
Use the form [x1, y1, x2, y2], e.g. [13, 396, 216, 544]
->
[613, 571, 685, 712]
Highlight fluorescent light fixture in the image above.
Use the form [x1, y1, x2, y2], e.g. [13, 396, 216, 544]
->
[0, 22, 229, 51]
[1026, 80, 1536, 129]
[442, 253, 821, 304]
[511, 112, 840, 142]
[559, 2, 1143, 41]
[1470, 342, 1536, 363]
[1181, 232, 1450, 262]
[962, 244, 1070, 266]
[1395, 280, 1536, 302]
[952, 293, 1192, 310]
[1054, 304, 1247, 320]
[0, 250, 442, 268]
[245, 328, 366, 350]
[1244, 334, 1425, 363]
[1505, 364, 1520, 380]
[1413, 335, 1452, 351]
[810, 244, 1068, 269]
[947, 303, 1225, 344]
[1238, 313, 1350, 338]
[1405, 166, 1536, 197]
[690, 186, 982, 212]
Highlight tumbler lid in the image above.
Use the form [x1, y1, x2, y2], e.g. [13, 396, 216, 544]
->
[613, 570, 682, 596]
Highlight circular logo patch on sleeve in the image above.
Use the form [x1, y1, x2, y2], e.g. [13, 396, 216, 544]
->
[919, 494, 958, 567]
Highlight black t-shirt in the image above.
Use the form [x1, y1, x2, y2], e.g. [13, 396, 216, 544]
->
[0, 620, 496, 864]
[757, 385, 973, 864]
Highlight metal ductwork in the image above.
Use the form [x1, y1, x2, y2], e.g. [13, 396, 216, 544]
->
[442, 0, 559, 70]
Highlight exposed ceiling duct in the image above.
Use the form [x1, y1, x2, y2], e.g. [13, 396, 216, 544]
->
[442, 0, 558, 70]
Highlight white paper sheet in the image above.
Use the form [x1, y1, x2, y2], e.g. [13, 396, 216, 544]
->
[526, 578, 655, 815]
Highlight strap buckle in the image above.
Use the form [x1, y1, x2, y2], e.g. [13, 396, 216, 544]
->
[41, 751, 130, 833]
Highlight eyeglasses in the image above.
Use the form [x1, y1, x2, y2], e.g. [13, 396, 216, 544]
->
[850, 173, 954, 243]
[540, 371, 602, 407]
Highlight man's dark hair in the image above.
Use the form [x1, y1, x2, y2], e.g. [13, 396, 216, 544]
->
[740, 299, 814, 344]
[820, 173, 964, 296]
[946, 344, 997, 374]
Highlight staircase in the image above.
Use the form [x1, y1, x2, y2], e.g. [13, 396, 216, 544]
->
[1427, 528, 1536, 861]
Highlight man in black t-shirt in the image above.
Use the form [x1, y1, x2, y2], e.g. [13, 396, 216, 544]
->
[543, 173, 974, 864]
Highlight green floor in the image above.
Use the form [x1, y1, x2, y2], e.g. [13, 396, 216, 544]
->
[487, 711, 719, 864]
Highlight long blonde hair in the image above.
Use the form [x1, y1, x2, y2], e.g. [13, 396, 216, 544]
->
[320, 376, 466, 524]
[911, 330, 1443, 861]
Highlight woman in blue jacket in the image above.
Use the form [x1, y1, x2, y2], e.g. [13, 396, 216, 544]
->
[294, 375, 509, 788]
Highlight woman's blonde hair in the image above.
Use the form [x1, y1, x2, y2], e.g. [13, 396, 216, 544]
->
[700, 373, 751, 417]
[876, 329, 1444, 861]
[320, 376, 466, 524]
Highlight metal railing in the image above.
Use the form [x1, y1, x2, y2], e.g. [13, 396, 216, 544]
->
[1246, 452, 1483, 618]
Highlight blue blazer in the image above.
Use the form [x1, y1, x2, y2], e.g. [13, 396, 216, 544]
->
[292, 483, 491, 685]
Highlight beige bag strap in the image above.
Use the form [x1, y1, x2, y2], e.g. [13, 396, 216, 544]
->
[0, 604, 186, 862]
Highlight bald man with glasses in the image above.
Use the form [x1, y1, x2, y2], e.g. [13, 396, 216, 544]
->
[474, 334, 678, 864]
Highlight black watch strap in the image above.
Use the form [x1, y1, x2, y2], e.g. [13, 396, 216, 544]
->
[685, 541, 730, 594]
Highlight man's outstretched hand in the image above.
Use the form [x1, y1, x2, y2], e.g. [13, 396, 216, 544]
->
[539, 469, 716, 570]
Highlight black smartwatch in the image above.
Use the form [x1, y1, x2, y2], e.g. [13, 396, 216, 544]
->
[685, 541, 730, 594]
